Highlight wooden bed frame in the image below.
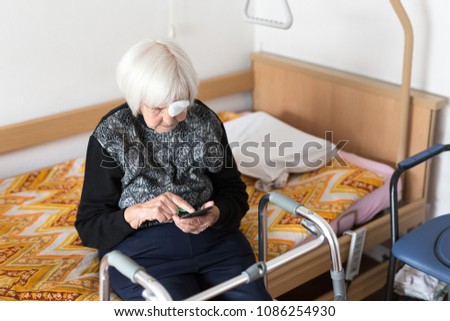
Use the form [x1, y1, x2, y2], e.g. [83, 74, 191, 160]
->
[0, 51, 447, 300]
[251, 52, 446, 300]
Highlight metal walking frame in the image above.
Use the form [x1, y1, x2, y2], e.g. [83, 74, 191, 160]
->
[99, 192, 347, 301]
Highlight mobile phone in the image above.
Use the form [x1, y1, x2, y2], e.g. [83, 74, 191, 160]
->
[178, 206, 213, 219]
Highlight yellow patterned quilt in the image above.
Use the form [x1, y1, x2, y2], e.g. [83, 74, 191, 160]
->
[0, 159, 100, 300]
[0, 156, 383, 300]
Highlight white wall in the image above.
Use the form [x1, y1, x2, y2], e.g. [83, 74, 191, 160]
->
[0, 0, 254, 177]
[254, 0, 450, 218]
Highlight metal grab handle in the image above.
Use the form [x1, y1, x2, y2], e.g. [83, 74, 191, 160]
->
[99, 250, 172, 301]
[243, 0, 293, 30]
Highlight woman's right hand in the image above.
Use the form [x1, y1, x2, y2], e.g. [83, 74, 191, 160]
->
[124, 192, 195, 229]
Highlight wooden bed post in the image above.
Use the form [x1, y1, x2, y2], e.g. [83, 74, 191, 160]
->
[390, 0, 414, 163]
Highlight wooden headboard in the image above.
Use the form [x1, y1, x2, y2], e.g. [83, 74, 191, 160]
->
[251, 52, 447, 203]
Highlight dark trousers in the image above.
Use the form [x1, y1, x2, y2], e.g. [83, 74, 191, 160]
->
[99, 223, 272, 301]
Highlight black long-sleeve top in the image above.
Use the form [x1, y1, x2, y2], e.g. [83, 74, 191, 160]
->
[75, 100, 249, 251]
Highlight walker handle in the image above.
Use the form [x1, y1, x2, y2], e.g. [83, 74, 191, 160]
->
[269, 191, 301, 215]
[107, 250, 145, 283]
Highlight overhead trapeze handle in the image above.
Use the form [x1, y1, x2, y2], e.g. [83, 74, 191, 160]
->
[243, 0, 293, 30]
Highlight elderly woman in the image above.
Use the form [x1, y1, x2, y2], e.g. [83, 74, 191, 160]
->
[75, 39, 272, 301]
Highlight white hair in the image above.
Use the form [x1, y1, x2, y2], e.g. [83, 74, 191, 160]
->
[116, 39, 199, 116]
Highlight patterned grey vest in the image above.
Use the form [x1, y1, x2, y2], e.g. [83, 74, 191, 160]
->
[93, 101, 224, 209]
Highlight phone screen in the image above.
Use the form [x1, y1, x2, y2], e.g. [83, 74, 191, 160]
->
[178, 206, 213, 219]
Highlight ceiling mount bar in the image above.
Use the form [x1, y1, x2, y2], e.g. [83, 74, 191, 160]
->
[390, 0, 414, 163]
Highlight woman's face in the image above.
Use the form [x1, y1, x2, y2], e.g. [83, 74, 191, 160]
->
[140, 104, 187, 133]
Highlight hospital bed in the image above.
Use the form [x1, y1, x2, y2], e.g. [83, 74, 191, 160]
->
[0, 50, 446, 300]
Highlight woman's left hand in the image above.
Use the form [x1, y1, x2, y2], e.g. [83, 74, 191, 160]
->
[173, 201, 219, 234]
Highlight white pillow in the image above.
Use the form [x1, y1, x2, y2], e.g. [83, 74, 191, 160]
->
[224, 111, 336, 191]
